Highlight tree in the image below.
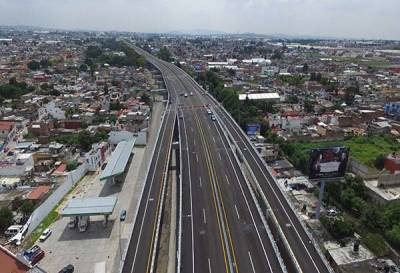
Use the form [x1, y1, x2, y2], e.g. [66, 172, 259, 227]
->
[27, 60, 40, 71]
[304, 99, 314, 113]
[109, 102, 123, 111]
[344, 85, 359, 106]
[21, 201, 34, 219]
[140, 93, 151, 105]
[362, 233, 389, 257]
[66, 160, 78, 171]
[0, 207, 13, 232]
[40, 59, 51, 69]
[361, 204, 385, 231]
[158, 47, 171, 62]
[374, 154, 386, 170]
[79, 64, 88, 72]
[386, 225, 400, 249]
[302, 63, 309, 74]
[85, 45, 103, 59]
[321, 215, 355, 239]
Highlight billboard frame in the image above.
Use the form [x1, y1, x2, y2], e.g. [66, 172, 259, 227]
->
[308, 146, 349, 219]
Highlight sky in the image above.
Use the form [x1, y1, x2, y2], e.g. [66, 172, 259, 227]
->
[0, 0, 399, 40]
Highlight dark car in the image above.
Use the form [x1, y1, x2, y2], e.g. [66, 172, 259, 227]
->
[23, 245, 41, 261]
[31, 249, 45, 265]
[120, 210, 127, 222]
[59, 264, 75, 273]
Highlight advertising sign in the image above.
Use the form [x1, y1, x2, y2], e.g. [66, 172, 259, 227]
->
[308, 147, 349, 180]
[246, 124, 261, 136]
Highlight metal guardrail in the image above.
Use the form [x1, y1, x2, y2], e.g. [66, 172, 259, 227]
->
[149, 115, 175, 273]
[213, 112, 288, 273]
[206, 92, 334, 273]
[176, 111, 183, 273]
[175, 69, 332, 273]
[118, 47, 171, 273]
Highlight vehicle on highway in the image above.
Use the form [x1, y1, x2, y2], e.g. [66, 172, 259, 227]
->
[184, 93, 188, 97]
[207, 109, 212, 115]
[78, 216, 89, 232]
[30, 249, 45, 265]
[39, 228, 52, 242]
[211, 115, 216, 121]
[120, 209, 127, 222]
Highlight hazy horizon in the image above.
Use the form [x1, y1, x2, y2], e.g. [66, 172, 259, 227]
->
[0, 0, 399, 40]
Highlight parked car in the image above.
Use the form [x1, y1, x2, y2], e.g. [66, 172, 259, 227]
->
[59, 264, 75, 273]
[190, 92, 193, 96]
[78, 216, 89, 232]
[23, 245, 41, 261]
[4, 225, 23, 237]
[184, 93, 188, 97]
[120, 210, 127, 222]
[31, 249, 45, 265]
[326, 207, 339, 217]
[39, 228, 52, 242]
[68, 217, 78, 229]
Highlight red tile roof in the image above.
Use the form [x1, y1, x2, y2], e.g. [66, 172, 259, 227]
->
[0, 245, 30, 273]
[54, 163, 66, 174]
[26, 185, 51, 200]
[0, 121, 14, 131]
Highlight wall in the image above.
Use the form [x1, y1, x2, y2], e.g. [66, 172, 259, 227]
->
[347, 158, 378, 180]
[26, 143, 111, 235]
[378, 173, 400, 187]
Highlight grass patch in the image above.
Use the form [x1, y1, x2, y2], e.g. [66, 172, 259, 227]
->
[287, 136, 400, 170]
[26, 209, 59, 248]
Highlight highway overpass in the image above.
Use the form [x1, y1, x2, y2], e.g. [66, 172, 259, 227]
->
[120, 41, 333, 273]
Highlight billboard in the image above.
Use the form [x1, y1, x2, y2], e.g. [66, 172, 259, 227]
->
[308, 147, 349, 180]
[246, 124, 261, 136]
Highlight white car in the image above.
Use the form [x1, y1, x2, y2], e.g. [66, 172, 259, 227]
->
[39, 228, 52, 242]
[190, 92, 193, 96]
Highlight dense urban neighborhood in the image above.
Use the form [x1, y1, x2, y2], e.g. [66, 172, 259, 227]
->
[1, 26, 400, 273]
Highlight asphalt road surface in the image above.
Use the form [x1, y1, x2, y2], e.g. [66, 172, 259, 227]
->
[122, 41, 332, 273]
[167, 65, 333, 273]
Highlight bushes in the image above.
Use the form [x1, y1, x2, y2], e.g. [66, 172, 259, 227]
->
[320, 215, 356, 240]
[50, 130, 108, 152]
[66, 161, 78, 172]
[0, 207, 13, 232]
[385, 225, 400, 250]
[362, 233, 390, 257]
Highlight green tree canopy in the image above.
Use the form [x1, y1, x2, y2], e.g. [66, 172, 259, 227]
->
[0, 207, 13, 232]
[27, 60, 40, 71]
